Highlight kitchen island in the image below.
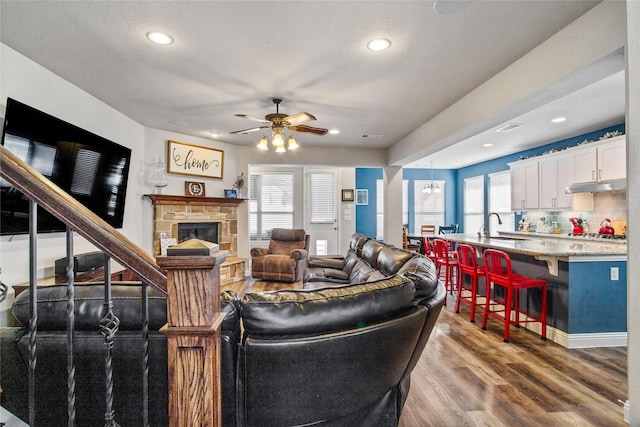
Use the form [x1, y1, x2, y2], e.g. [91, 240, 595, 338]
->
[437, 233, 627, 348]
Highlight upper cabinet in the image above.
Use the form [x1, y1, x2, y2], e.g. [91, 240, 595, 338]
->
[572, 135, 626, 183]
[510, 159, 539, 210]
[539, 153, 573, 209]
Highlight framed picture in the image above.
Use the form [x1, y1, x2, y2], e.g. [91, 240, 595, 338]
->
[224, 189, 237, 199]
[185, 181, 206, 197]
[341, 189, 354, 202]
[168, 140, 224, 179]
[356, 189, 368, 205]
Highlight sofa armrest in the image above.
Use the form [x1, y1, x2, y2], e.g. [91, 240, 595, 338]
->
[250, 247, 270, 257]
[290, 248, 308, 261]
[307, 256, 344, 269]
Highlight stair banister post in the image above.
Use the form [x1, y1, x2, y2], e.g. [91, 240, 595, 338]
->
[156, 239, 227, 427]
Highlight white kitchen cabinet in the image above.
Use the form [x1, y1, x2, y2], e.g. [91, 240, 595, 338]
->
[572, 135, 626, 183]
[539, 153, 573, 209]
[510, 159, 539, 210]
[598, 136, 626, 181]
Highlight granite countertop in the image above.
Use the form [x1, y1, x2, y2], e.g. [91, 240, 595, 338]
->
[436, 233, 627, 257]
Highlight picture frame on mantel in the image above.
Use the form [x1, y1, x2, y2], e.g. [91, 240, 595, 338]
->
[167, 140, 224, 179]
[185, 181, 206, 197]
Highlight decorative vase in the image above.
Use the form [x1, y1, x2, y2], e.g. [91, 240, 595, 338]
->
[148, 159, 168, 194]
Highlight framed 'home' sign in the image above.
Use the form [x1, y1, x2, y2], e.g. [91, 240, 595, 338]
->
[167, 140, 224, 179]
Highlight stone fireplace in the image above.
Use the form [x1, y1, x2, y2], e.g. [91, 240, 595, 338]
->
[145, 194, 245, 285]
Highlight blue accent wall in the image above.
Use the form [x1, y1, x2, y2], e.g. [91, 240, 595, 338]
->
[355, 168, 382, 238]
[355, 123, 625, 237]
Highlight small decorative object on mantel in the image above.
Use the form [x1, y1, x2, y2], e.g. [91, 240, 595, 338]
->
[148, 157, 169, 194]
[224, 189, 237, 199]
[233, 172, 245, 198]
[341, 189, 354, 202]
[185, 181, 206, 197]
[166, 238, 220, 256]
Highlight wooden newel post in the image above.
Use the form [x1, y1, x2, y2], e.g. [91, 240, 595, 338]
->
[157, 239, 228, 427]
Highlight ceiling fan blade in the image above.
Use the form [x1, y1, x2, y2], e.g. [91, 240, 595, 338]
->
[288, 124, 328, 135]
[284, 112, 317, 126]
[229, 126, 269, 135]
[234, 114, 271, 124]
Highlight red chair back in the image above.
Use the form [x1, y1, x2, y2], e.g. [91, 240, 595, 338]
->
[483, 249, 513, 288]
[432, 239, 451, 260]
[456, 244, 479, 274]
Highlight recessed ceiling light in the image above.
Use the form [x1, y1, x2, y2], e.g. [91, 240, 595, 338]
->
[483, 143, 493, 147]
[329, 129, 340, 135]
[209, 131, 220, 138]
[367, 38, 391, 51]
[147, 31, 174, 45]
[433, 0, 473, 15]
[552, 117, 566, 123]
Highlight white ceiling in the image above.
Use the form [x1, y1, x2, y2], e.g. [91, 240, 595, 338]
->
[0, 0, 623, 169]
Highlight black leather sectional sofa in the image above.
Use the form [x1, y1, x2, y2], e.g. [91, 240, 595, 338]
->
[0, 234, 445, 426]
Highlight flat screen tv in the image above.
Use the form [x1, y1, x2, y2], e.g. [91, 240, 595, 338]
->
[1, 98, 132, 235]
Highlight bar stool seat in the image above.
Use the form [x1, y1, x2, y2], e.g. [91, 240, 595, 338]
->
[455, 244, 485, 322]
[481, 249, 547, 342]
[433, 238, 459, 305]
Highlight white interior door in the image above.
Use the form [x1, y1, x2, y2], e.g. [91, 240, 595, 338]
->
[305, 169, 338, 256]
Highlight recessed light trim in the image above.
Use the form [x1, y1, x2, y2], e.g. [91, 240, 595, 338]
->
[367, 38, 391, 51]
[483, 143, 493, 147]
[552, 117, 566, 123]
[147, 31, 174, 45]
[329, 129, 340, 135]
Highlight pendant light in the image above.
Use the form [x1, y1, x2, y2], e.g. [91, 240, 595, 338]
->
[423, 161, 441, 194]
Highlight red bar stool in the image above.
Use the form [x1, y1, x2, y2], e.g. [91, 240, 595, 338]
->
[422, 236, 436, 261]
[481, 249, 547, 343]
[455, 244, 485, 322]
[433, 239, 459, 302]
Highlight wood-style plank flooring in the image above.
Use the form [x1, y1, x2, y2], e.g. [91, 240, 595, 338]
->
[224, 279, 627, 426]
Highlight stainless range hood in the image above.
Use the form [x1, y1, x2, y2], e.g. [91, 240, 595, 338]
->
[565, 179, 627, 194]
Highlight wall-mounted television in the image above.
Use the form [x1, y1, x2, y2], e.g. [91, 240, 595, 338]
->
[1, 98, 132, 235]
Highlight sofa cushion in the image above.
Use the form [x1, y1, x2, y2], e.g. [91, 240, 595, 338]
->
[12, 283, 168, 331]
[377, 246, 416, 276]
[349, 258, 375, 284]
[241, 274, 415, 337]
[397, 255, 440, 304]
[360, 240, 385, 268]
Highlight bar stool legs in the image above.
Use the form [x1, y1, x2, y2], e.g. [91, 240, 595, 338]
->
[481, 249, 547, 343]
[455, 244, 484, 322]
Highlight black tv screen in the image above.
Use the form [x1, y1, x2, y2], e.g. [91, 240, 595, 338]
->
[1, 98, 132, 235]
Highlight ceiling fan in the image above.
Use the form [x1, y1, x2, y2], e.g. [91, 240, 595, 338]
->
[229, 98, 328, 137]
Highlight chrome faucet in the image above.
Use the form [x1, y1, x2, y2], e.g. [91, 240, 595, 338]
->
[485, 212, 503, 239]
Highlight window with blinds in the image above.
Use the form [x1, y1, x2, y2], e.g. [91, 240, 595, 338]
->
[309, 172, 335, 224]
[464, 175, 484, 236]
[249, 172, 294, 240]
[489, 170, 514, 234]
[413, 180, 445, 235]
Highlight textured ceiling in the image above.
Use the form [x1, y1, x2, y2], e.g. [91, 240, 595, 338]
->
[1, 0, 622, 168]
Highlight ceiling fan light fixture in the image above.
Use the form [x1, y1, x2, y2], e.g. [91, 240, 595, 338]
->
[257, 137, 268, 150]
[272, 132, 285, 147]
[287, 136, 299, 150]
[275, 145, 286, 153]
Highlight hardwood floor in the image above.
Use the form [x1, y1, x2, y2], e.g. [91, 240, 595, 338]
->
[224, 279, 627, 426]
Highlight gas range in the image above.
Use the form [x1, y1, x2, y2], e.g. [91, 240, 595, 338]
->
[568, 233, 627, 241]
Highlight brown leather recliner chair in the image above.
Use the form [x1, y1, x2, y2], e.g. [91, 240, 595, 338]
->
[250, 228, 310, 282]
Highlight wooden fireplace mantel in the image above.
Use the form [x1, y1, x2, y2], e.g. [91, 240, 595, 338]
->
[144, 194, 245, 207]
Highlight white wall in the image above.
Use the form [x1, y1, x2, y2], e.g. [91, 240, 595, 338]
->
[0, 44, 146, 324]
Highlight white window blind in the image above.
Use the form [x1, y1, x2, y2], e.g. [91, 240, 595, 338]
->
[309, 172, 335, 224]
[249, 172, 294, 240]
[376, 179, 384, 240]
[464, 175, 484, 236]
[413, 180, 445, 235]
[489, 170, 514, 234]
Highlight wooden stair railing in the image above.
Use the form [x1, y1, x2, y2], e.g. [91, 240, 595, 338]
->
[0, 144, 166, 291]
[1, 145, 224, 426]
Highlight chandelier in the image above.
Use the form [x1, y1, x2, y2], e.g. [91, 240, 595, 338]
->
[256, 127, 299, 152]
[423, 161, 441, 194]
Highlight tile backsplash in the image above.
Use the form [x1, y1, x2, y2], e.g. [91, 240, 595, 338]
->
[521, 191, 627, 234]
